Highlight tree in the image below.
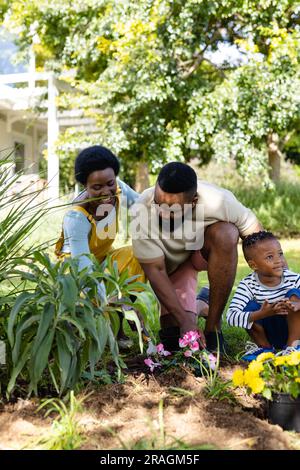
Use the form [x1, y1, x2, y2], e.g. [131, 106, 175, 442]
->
[2, 0, 300, 188]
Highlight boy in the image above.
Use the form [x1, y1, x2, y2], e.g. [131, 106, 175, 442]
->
[226, 231, 300, 361]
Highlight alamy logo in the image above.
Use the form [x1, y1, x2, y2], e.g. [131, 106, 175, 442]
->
[93, 195, 205, 251]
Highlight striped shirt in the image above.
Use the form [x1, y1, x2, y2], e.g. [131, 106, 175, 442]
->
[226, 269, 300, 329]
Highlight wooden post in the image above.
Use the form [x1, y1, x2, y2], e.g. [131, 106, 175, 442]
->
[47, 73, 59, 202]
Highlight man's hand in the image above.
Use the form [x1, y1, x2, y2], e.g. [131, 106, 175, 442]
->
[180, 311, 206, 348]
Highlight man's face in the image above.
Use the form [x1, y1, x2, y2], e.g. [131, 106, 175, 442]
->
[154, 184, 197, 232]
[248, 239, 285, 278]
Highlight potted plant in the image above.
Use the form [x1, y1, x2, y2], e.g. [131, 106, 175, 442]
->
[232, 351, 300, 431]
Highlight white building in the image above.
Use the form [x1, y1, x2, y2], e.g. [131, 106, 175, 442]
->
[0, 69, 98, 201]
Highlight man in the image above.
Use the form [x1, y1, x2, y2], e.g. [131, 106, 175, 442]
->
[130, 162, 262, 352]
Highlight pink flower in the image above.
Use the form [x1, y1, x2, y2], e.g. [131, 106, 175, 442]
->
[184, 350, 193, 357]
[185, 331, 200, 343]
[156, 343, 171, 356]
[146, 342, 171, 357]
[207, 353, 217, 370]
[179, 338, 189, 348]
[190, 341, 199, 352]
[144, 358, 161, 373]
[180, 330, 200, 347]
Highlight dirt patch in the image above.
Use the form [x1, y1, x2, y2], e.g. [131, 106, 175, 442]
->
[0, 366, 297, 450]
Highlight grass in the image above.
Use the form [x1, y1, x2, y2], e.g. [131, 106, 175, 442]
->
[33, 391, 88, 450]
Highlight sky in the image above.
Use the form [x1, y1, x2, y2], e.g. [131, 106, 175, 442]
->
[0, 28, 27, 74]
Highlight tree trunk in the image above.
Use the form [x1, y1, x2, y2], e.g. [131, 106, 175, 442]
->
[135, 161, 150, 193]
[267, 132, 282, 183]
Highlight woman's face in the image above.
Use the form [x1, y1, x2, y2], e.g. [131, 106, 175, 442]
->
[85, 168, 117, 210]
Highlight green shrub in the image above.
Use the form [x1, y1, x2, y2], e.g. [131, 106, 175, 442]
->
[6, 252, 157, 397]
[226, 181, 300, 237]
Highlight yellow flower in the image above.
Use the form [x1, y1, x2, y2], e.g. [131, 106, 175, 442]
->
[274, 356, 287, 366]
[286, 351, 300, 366]
[244, 368, 265, 393]
[295, 378, 300, 383]
[256, 352, 275, 362]
[232, 369, 245, 386]
[246, 374, 265, 394]
[248, 361, 264, 374]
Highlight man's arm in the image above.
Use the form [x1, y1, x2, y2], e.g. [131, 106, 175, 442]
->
[240, 220, 263, 238]
[140, 257, 198, 335]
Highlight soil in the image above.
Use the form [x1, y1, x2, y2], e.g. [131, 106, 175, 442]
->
[0, 361, 299, 450]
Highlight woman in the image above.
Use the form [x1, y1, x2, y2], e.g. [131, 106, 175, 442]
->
[55, 145, 145, 347]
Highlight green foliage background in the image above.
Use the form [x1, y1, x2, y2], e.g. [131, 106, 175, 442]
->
[2, 0, 300, 188]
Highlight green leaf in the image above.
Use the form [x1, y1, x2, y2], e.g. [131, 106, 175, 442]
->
[12, 314, 40, 365]
[7, 343, 31, 397]
[97, 315, 109, 356]
[57, 323, 78, 355]
[107, 310, 121, 337]
[7, 292, 34, 347]
[262, 388, 272, 400]
[33, 252, 56, 278]
[123, 309, 143, 353]
[30, 304, 55, 359]
[29, 330, 55, 395]
[57, 274, 78, 314]
[107, 324, 120, 368]
[88, 339, 100, 377]
[79, 312, 100, 343]
[56, 331, 72, 393]
[59, 316, 86, 340]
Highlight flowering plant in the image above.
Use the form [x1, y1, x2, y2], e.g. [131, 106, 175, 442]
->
[144, 331, 234, 402]
[144, 342, 171, 372]
[178, 331, 217, 372]
[232, 351, 300, 399]
[144, 331, 217, 374]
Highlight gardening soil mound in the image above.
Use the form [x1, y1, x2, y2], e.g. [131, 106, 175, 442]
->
[0, 363, 298, 450]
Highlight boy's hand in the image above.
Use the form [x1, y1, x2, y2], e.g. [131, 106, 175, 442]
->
[259, 300, 279, 316]
[276, 299, 300, 314]
[273, 300, 289, 315]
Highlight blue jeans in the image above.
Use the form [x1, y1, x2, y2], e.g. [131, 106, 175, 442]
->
[244, 288, 300, 349]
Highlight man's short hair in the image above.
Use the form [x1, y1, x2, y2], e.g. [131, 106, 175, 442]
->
[157, 162, 197, 198]
[75, 145, 120, 185]
[242, 231, 277, 260]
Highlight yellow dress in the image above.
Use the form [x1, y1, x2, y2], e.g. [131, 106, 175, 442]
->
[55, 191, 145, 283]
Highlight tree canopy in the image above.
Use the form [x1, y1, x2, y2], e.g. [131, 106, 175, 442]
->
[2, 0, 300, 187]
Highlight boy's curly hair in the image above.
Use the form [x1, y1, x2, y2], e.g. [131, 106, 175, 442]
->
[242, 231, 277, 260]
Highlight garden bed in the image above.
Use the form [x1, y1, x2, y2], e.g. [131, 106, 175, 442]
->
[0, 363, 298, 450]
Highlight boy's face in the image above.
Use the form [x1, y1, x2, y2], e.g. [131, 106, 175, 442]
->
[248, 239, 285, 278]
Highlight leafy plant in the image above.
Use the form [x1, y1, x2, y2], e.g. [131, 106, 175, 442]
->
[181, 334, 234, 403]
[232, 350, 300, 399]
[0, 156, 48, 282]
[0, 154, 53, 394]
[34, 390, 88, 450]
[6, 251, 156, 397]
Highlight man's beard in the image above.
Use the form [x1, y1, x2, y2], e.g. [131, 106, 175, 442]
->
[158, 214, 185, 233]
